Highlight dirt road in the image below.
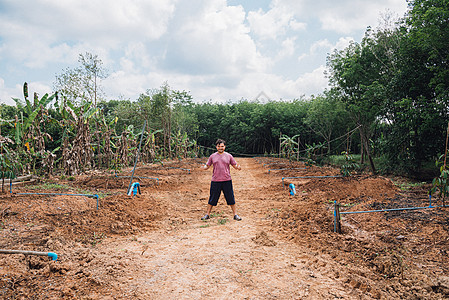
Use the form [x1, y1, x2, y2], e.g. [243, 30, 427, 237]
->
[97, 158, 356, 299]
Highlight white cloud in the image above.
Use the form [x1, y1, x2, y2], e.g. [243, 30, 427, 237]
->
[289, 19, 307, 31]
[0, 0, 176, 68]
[297, 53, 308, 62]
[247, 6, 303, 40]
[291, 66, 329, 97]
[185, 65, 329, 102]
[274, 0, 408, 34]
[0, 78, 19, 105]
[0, 0, 176, 43]
[275, 38, 296, 60]
[334, 37, 355, 51]
[165, 0, 270, 75]
[310, 39, 333, 54]
[0, 78, 53, 106]
[0, 0, 409, 104]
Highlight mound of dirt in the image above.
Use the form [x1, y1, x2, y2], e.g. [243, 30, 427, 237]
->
[252, 231, 277, 246]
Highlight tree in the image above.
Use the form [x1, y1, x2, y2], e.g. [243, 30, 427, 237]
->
[305, 91, 351, 155]
[327, 41, 382, 173]
[54, 52, 108, 106]
[406, 0, 449, 97]
[377, 0, 449, 174]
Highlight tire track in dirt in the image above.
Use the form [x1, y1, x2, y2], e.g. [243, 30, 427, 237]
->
[96, 158, 363, 299]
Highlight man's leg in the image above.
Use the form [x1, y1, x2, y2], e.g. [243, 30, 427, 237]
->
[206, 204, 213, 215]
[222, 181, 241, 221]
[202, 204, 213, 220]
[230, 204, 236, 215]
[203, 182, 220, 220]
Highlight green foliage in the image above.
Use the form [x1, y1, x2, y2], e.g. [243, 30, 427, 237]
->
[325, 1, 449, 176]
[217, 217, 228, 225]
[430, 154, 449, 206]
[305, 92, 351, 155]
[0, 142, 22, 192]
[54, 52, 108, 105]
[280, 134, 300, 162]
[340, 151, 360, 177]
[304, 142, 325, 167]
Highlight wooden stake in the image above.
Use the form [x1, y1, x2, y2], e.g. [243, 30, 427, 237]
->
[297, 136, 300, 161]
[334, 201, 342, 234]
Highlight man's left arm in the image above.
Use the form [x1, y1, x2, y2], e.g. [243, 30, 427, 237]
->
[231, 163, 242, 170]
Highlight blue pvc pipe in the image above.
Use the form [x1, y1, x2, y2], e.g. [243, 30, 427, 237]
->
[47, 252, 58, 261]
[128, 120, 147, 194]
[340, 205, 446, 215]
[0, 249, 58, 261]
[128, 182, 141, 196]
[16, 193, 100, 210]
[339, 195, 445, 215]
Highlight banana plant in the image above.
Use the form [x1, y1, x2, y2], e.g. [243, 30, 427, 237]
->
[53, 93, 99, 175]
[11, 82, 56, 174]
[12, 82, 56, 145]
[141, 128, 163, 163]
[280, 134, 300, 163]
[0, 137, 21, 193]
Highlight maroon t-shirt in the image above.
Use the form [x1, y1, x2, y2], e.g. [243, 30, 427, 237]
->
[206, 152, 237, 182]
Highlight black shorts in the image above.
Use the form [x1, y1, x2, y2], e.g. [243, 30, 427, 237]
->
[208, 180, 235, 206]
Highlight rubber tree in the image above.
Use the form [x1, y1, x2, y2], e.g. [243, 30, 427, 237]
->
[305, 91, 351, 156]
[327, 41, 383, 174]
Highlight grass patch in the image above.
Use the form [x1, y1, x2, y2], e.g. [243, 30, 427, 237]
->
[393, 181, 427, 191]
[210, 212, 223, 218]
[327, 154, 361, 166]
[26, 183, 73, 191]
[217, 218, 228, 225]
[23, 183, 109, 199]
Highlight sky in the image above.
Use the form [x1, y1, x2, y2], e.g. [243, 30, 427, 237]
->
[0, 0, 409, 105]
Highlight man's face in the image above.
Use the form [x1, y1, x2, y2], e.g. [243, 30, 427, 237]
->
[216, 143, 225, 153]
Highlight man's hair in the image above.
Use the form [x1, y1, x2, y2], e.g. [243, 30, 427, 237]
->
[215, 139, 226, 145]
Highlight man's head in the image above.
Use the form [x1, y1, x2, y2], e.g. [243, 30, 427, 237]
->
[215, 139, 226, 153]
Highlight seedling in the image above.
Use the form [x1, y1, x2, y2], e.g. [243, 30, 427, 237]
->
[340, 151, 359, 177]
[431, 154, 449, 207]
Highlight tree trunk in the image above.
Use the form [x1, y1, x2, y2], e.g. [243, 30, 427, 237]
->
[359, 127, 376, 174]
[360, 135, 365, 164]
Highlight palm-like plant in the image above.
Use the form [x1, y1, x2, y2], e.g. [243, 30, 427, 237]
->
[280, 134, 300, 163]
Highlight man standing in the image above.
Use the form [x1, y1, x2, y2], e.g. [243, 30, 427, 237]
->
[200, 139, 242, 221]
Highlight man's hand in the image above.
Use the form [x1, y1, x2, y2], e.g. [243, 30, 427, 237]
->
[233, 164, 242, 171]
